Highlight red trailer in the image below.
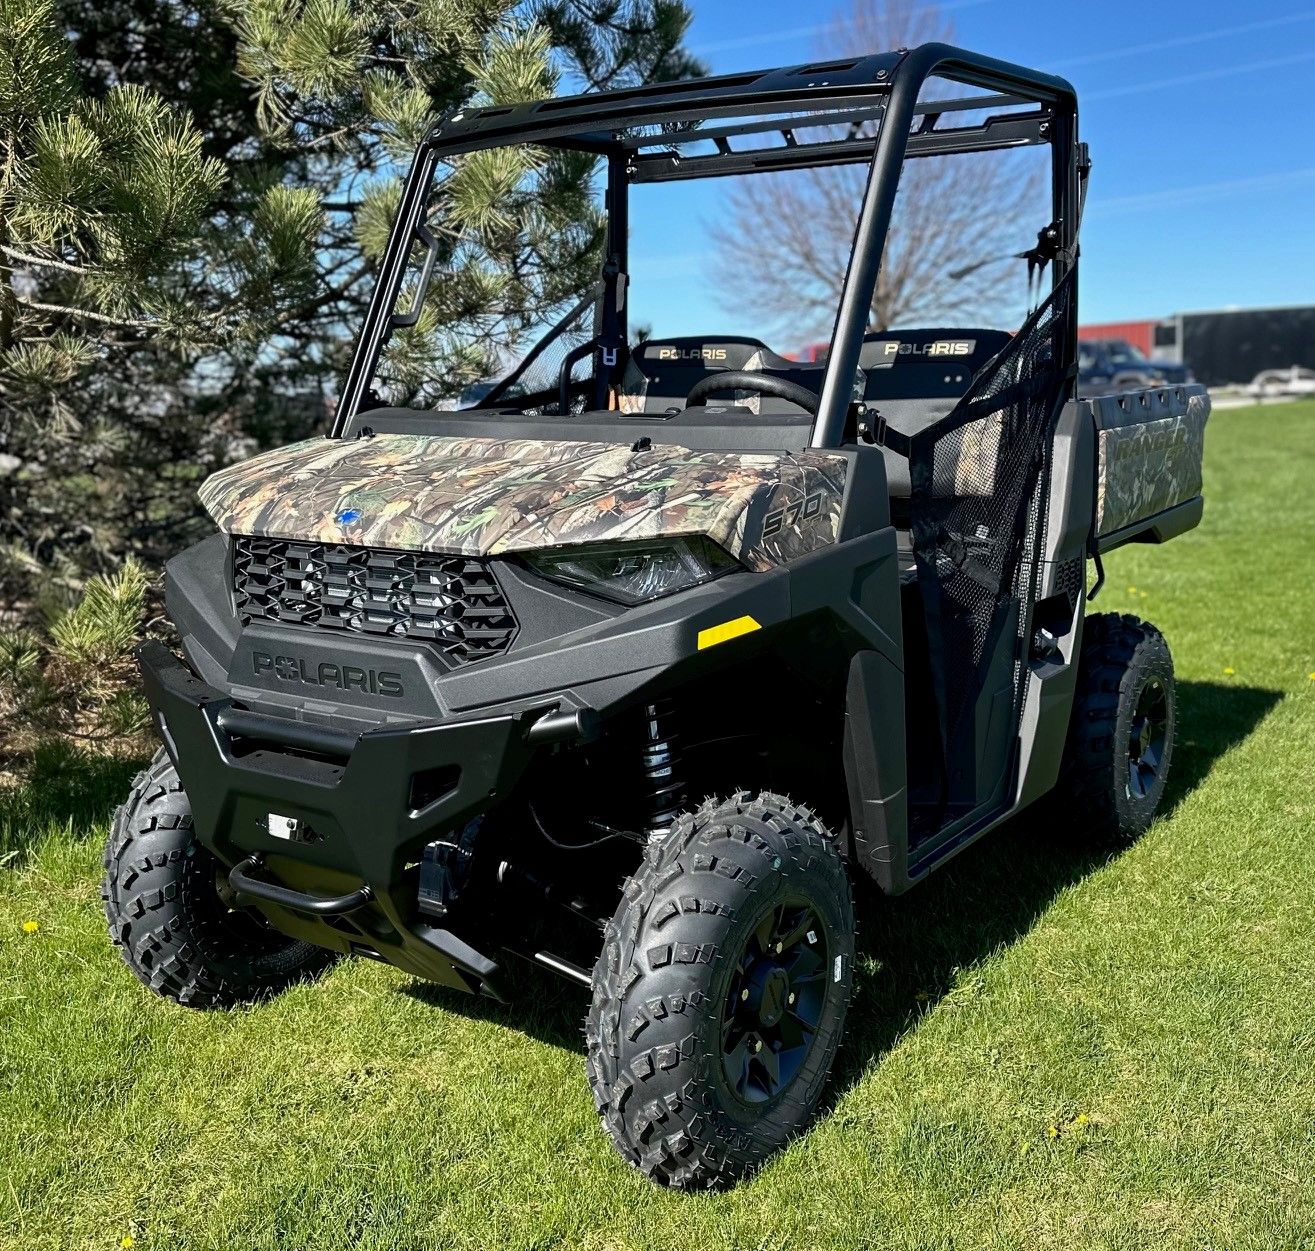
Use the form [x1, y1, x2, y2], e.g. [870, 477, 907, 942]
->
[1077, 319, 1155, 356]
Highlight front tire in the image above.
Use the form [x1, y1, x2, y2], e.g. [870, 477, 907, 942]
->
[586, 792, 854, 1189]
[102, 748, 334, 1008]
[1058, 613, 1176, 841]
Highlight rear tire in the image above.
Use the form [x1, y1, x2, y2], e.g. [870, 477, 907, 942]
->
[585, 792, 854, 1189]
[102, 748, 334, 1008]
[1058, 613, 1176, 841]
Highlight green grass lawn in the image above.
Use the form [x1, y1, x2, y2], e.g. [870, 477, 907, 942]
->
[3, 402, 1314, 1251]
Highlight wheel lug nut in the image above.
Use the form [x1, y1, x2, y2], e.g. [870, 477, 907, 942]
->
[754, 1039, 763, 1052]
[740, 988, 749, 1001]
[788, 992, 796, 1005]
[774, 942, 783, 954]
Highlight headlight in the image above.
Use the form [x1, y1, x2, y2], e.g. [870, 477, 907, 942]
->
[525, 536, 740, 605]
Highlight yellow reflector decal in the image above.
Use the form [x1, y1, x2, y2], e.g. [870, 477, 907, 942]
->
[697, 615, 762, 650]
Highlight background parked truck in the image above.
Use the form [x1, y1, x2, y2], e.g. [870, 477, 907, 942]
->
[1080, 304, 1315, 388]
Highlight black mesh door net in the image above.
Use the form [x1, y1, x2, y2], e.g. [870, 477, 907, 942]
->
[893, 270, 1076, 808]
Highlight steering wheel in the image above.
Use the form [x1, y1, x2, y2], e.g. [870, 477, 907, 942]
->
[684, 371, 821, 415]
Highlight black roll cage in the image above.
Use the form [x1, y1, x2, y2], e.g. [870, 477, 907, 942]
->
[332, 42, 1083, 448]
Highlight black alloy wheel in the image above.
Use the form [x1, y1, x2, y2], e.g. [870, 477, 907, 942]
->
[1058, 613, 1177, 841]
[721, 899, 829, 1104]
[586, 792, 854, 1189]
[1127, 675, 1169, 799]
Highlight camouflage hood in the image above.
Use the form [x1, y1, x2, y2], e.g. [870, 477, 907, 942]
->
[198, 433, 848, 571]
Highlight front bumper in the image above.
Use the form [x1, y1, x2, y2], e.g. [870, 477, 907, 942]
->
[139, 640, 541, 994]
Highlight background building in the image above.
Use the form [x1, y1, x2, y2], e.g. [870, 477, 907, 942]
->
[1080, 305, 1315, 387]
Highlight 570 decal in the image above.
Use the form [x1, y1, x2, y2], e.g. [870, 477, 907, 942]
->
[762, 490, 825, 539]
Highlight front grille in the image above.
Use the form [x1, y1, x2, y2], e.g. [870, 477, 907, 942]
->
[233, 537, 518, 666]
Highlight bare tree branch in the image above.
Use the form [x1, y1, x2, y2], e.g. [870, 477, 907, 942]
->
[0, 246, 92, 276]
[708, 0, 1046, 345]
[11, 296, 156, 330]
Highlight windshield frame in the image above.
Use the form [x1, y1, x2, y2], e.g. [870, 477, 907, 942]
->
[332, 43, 1079, 447]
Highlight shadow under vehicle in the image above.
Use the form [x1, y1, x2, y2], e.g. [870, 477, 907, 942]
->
[105, 43, 1212, 1189]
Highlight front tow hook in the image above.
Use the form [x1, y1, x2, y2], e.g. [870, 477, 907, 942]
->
[229, 853, 373, 916]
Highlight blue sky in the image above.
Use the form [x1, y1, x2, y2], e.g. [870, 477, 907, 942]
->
[624, 0, 1315, 343]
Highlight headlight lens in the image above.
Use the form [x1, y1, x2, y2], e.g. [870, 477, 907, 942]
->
[525, 536, 739, 605]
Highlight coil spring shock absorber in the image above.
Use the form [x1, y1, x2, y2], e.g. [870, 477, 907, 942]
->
[639, 699, 685, 838]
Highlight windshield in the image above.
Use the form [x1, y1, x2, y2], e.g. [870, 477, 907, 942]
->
[333, 51, 1075, 442]
[378, 118, 1049, 416]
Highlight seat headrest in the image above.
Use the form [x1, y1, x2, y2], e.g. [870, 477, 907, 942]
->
[629, 336, 772, 376]
[858, 328, 1012, 374]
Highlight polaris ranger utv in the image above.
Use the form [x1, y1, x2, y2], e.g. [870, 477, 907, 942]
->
[104, 43, 1210, 1189]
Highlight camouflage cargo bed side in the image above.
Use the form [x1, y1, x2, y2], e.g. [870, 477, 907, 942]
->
[1094, 387, 1211, 536]
[198, 433, 848, 571]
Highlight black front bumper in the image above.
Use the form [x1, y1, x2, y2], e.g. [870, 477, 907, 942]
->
[139, 641, 539, 995]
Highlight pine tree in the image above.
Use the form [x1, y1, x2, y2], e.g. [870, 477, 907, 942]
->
[0, 0, 324, 604]
[0, 1, 216, 359]
[0, 557, 153, 755]
[1, 0, 701, 610]
[218, 0, 703, 395]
